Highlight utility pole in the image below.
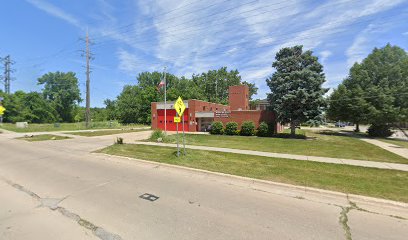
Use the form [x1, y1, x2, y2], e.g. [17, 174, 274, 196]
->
[83, 30, 92, 128]
[1, 55, 14, 94]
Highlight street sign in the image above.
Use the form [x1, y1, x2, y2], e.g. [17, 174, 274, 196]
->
[174, 116, 181, 123]
[174, 96, 186, 116]
[0, 106, 5, 115]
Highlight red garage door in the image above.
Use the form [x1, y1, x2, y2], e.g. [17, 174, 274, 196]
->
[157, 109, 189, 131]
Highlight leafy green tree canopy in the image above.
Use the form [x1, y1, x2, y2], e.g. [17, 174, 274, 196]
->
[38, 71, 81, 122]
[328, 44, 408, 133]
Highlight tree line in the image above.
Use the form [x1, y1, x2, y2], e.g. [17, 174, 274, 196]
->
[104, 67, 258, 124]
[1, 44, 407, 137]
[0, 67, 257, 125]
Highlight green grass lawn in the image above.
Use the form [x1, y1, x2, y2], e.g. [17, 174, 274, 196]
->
[18, 134, 71, 142]
[152, 131, 408, 164]
[0, 122, 147, 133]
[98, 144, 408, 202]
[379, 138, 408, 149]
[67, 128, 150, 137]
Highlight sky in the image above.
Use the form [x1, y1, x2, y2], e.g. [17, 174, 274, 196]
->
[1, 0, 407, 107]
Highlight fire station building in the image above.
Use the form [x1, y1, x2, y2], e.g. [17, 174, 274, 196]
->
[151, 85, 282, 132]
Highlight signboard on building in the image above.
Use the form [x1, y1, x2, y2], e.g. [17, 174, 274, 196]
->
[214, 111, 231, 118]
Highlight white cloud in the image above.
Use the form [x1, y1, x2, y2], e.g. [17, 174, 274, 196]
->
[116, 48, 161, 76]
[346, 21, 394, 67]
[319, 50, 332, 64]
[116, 49, 140, 74]
[25, 0, 82, 28]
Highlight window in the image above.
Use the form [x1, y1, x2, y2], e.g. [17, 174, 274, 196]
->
[210, 107, 212, 111]
[203, 106, 206, 111]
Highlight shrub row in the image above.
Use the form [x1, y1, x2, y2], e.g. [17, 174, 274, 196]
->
[210, 121, 271, 137]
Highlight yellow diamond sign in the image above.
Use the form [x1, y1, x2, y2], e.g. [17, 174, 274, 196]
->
[0, 106, 5, 115]
[174, 96, 186, 116]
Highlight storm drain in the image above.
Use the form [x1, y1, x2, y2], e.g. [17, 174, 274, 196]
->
[139, 193, 159, 202]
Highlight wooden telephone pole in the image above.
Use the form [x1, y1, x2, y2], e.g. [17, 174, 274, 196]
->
[84, 30, 92, 128]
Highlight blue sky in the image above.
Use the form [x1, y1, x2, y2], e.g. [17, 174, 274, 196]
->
[1, 0, 407, 107]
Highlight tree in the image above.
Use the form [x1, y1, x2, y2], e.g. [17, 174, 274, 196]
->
[0, 91, 57, 123]
[192, 67, 241, 104]
[22, 92, 58, 123]
[266, 45, 328, 136]
[327, 84, 373, 132]
[242, 81, 258, 100]
[104, 99, 117, 120]
[38, 71, 81, 122]
[328, 44, 408, 135]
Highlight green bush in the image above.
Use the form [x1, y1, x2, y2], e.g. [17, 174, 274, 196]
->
[367, 124, 393, 137]
[210, 121, 224, 135]
[225, 122, 238, 135]
[149, 129, 167, 142]
[240, 121, 255, 136]
[257, 122, 269, 137]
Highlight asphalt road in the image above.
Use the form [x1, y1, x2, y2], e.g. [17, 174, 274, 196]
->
[0, 131, 407, 240]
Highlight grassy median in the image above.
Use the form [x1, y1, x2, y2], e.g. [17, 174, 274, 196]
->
[98, 144, 408, 202]
[66, 128, 150, 137]
[18, 134, 71, 142]
[0, 122, 147, 133]
[151, 131, 408, 164]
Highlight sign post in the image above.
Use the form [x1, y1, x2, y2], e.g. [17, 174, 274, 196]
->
[182, 111, 185, 155]
[176, 113, 179, 157]
[174, 96, 186, 157]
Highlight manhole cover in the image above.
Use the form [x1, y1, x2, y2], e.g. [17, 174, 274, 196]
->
[139, 193, 159, 202]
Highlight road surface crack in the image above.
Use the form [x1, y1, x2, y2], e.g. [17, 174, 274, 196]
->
[0, 177, 123, 240]
[339, 205, 352, 240]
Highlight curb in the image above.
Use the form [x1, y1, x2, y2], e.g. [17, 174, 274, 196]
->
[95, 152, 408, 210]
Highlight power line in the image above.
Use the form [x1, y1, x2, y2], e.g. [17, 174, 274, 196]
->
[92, 0, 358, 49]
[92, 13, 405, 68]
[92, 0, 246, 42]
[92, 0, 260, 45]
[91, 0, 367, 49]
[99, 0, 369, 49]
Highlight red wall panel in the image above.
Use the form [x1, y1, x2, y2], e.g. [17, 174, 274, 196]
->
[156, 109, 189, 131]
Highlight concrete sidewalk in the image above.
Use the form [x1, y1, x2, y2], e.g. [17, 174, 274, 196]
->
[133, 141, 408, 172]
[361, 138, 408, 159]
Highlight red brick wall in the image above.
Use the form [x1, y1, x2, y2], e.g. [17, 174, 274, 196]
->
[188, 100, 230, 132]
[229, 85, 249, 110]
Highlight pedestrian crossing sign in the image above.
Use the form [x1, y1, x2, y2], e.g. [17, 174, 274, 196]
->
[0, 106, 5, 115]
[174, 96, 186, 116]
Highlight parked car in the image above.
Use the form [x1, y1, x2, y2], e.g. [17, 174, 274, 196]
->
[335, 121, 346, 127]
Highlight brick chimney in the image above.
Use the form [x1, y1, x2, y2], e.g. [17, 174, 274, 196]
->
[228, 85, 249, 111]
